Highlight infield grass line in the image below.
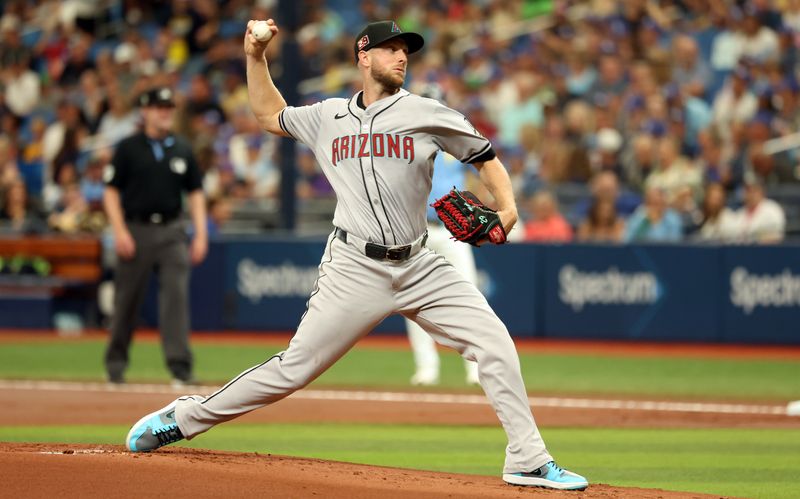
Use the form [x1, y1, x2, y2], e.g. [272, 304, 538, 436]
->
[0, 379, 791, 416]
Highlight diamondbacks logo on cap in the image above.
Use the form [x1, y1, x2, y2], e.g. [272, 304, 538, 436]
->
[358, 35, 369, 50]
[391, 22, 401, 33]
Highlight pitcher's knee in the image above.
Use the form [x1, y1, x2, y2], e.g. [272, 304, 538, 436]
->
[284, 369, 318, 390]
[473, 335, 521, 369]
[476, 331, 517, 356]
[274, 349, 326, 390]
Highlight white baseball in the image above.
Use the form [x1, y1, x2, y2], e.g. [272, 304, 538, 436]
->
[251, 21, 273, 42]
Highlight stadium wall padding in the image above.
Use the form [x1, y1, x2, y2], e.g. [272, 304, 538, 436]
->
[143, 237, 800, 344]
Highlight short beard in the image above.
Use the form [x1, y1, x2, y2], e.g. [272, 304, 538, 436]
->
[371, 65, 404, 92]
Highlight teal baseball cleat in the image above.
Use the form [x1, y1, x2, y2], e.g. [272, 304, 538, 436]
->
[126, 400, 184, 452]
[503, 461, 588, 490]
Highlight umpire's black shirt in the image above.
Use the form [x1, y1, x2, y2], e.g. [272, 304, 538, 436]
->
[106, 132, 202, 221]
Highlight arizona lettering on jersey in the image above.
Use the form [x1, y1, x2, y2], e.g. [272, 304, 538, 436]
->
[331, 133, 414, 166]
[278, 89, 494, 244]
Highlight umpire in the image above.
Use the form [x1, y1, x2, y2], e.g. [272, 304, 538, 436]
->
[103, 86, 208, 386]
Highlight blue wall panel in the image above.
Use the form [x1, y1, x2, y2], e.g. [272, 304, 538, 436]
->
[541, 244, 721, 342]
[139, 237, 800, 345]
[721, 246, 800, 344]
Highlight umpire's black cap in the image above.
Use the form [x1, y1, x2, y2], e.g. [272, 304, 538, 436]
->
[353, 21, 424, 62]
[138, 86, 176, 108]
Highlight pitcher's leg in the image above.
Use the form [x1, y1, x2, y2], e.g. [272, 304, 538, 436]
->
[400, 252, 551, 474]
[175, 236, 392, 438]
[426, 226, 481, 383]
[413, 310, 551, 473]
[436, 236, 481, 383]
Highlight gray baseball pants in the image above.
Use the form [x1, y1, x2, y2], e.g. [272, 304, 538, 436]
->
[175, 231, 552, 474]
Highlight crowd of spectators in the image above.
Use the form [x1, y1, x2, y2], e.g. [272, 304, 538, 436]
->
[0, 0, 798, 245]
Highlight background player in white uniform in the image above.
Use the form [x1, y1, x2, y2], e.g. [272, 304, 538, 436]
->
[405, 111, 480, 385]
[124, 19, 588, 491]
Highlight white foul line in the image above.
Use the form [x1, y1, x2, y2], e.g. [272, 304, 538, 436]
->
[0, 379, 790, 416]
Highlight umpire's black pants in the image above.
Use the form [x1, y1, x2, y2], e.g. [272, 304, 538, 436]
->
[105, 220, 192, 381]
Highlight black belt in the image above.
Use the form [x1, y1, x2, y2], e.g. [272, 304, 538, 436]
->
[334, 227, 427, 262]
[125, 213, 179, 225]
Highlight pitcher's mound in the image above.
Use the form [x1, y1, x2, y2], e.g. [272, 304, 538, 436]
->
[0, 443, 722, 498]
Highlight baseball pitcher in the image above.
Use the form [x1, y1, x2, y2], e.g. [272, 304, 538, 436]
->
[124, 19, 588, 491]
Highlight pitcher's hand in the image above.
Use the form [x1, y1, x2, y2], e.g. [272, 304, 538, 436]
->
[244, 19, 278, 59]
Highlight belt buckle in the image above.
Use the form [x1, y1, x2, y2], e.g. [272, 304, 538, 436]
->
[364, 243, 386, 260]
[386, 245, 410, 261]
[150, 213, 163, 224]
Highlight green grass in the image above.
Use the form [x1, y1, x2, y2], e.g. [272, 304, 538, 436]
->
[1, 424, 798, 499]
[0, 338, 798, 401]
[2, 338, 798, 498]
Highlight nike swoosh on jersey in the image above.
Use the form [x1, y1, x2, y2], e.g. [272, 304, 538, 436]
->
[334, 112, 348, 119]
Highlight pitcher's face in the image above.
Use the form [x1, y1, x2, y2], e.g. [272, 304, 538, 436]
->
[366, 38, 408, 90]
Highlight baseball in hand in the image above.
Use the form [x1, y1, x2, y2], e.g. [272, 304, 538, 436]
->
[251, 21, 273, 42]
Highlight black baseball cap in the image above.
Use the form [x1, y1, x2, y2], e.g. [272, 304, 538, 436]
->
[353, 21, 424, 62]
[138, 86, 176, 108]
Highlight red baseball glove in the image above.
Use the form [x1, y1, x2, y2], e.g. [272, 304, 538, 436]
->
[431, 188, 507, 246]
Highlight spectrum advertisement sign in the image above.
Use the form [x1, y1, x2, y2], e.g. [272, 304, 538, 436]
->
[722, 246, 800, 343]
[540, 244, 722, 342]
[179, 238, 800, 344]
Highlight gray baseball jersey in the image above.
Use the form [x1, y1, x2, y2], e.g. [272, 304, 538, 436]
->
[278, 89, 491, 245]
[174, 89, 554, 476]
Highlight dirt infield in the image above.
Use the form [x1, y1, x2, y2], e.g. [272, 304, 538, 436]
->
[1, 443, 726, 499]
[3, 384, 797, 498]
